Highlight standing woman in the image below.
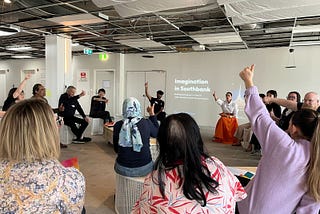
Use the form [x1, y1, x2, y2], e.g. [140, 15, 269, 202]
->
[0, 99, 85, 213]
[213, 91, 239, 144]
[238, 65, 320, 213]
[133, 113, 246, 213]
[113, 97, 159, 177]
[2, 73, 31, 111]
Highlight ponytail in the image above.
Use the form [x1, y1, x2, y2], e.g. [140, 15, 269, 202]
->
[307, 117, 320, 201]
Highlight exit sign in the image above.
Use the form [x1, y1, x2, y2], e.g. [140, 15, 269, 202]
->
[83, 48, 93, 55]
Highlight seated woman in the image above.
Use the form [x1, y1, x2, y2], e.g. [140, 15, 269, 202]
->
[238, 65, 320, 213]
[2, 73, 31, 111]
[113, 97, 159, 177]
[0, 99, 85, 213]
[132, 113, 246, 213]
[212, 91, 239, 144]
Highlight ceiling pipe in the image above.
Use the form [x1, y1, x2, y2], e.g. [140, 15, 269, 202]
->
[288, 17, 297, 48]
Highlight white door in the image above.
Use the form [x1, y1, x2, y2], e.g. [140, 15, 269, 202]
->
[94, 70, 115, 117]
[0, 71, 6, 110]
[126, 70, 166, 117]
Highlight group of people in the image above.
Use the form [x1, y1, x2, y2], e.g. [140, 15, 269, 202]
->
[1, 67, 320, 213]
[113, 73, 320, 213]
[0, 75, 120, 146]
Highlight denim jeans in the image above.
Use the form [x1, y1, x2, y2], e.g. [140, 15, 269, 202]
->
[114, 161, 153, 177]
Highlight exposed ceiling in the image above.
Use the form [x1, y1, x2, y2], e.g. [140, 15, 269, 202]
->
[0, 0, 320, 60]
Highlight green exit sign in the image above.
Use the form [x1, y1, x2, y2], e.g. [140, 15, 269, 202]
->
[83, 48, 93, 55]
[99, 53, 109, 61]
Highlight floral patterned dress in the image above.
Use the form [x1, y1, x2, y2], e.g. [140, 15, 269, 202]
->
[0, 159, 85, 213]
[132, 156, 246, 214]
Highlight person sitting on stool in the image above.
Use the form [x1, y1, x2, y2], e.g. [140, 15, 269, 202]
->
[89, 88, 113, 126]
[58, 86, 91, 143]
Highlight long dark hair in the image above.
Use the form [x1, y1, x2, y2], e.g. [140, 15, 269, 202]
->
[291, 109, 320, 201]
[153, 113, 219, 206]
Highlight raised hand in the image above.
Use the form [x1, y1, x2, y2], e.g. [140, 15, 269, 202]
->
[79, 90, 86, 97]
[239, 64, 255, 89]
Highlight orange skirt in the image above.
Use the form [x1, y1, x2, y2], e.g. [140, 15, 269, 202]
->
[214, 116, 238, 144]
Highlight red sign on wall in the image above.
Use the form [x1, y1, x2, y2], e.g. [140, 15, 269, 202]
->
[80, 72, 87, 79]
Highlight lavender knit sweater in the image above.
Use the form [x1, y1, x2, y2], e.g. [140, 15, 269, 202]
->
[238, 86, 320, 214]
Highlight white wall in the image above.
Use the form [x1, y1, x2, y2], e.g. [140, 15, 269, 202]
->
[124, 46, 320, 126]
[1, 46, 319, 128]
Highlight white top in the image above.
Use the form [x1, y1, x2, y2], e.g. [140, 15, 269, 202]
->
[216, 98, 239, 117]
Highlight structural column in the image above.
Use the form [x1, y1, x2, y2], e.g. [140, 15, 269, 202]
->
[45, 34, 72, 107]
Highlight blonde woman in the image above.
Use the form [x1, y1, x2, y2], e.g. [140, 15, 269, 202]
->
[0, 99, 85, 213]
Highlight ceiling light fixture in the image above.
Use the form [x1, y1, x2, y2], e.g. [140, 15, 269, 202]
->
[11, 55, 34, 59]
[0, 25, 20, 36]
[293, 25, 320, 34]
[4, 0, 11, 3]
[6, 45, 32, 51]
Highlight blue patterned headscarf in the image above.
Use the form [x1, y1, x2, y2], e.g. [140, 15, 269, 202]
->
[119, 97, 143, 152]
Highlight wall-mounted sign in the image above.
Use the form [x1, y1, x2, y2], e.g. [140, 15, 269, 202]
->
[83, 48, 93, 55]
[99, 53, 109, 61]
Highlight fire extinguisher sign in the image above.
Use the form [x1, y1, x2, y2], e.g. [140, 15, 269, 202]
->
[80, 71, 87, 81]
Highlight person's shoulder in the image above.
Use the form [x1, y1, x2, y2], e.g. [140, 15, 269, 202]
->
[60, 164, 85, 183]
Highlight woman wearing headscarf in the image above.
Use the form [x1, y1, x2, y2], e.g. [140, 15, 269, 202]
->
[113, 97, 159, 177]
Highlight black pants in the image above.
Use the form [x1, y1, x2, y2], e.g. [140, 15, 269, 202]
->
[64, 116, 88, 139]
[90, 111, 112, 123]
[249, 133, 261, 150]
[156, 111, 166, 123]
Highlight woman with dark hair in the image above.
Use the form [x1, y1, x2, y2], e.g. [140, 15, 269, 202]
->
[212, 91, 239, 144]
[2, 73, 31, 111]
[238, 65, 320, 213]
[132, 113, 246, 213]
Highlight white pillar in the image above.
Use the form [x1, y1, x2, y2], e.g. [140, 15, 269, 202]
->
[118, 53, 125, 116]
[45, 34, 72, 108]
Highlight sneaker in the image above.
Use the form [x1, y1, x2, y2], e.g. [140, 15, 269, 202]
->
[81, 137, 92, 142]
[60, 143, 68, 148]
[250, 150, 261, 156]
[72, 137, 91, 143]
[72, 140, 86, 144]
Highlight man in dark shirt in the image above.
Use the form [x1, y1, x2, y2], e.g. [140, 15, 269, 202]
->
[58, 86, 91, 143]
[89, 88, 113, 125]
[144, 82, 166, 123]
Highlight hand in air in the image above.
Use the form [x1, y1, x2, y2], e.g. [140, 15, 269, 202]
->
[239, 64, 255, 88]
[25, 73, 32, 80]
[80, 90, 86, 97]
[239, 64, 254, 81]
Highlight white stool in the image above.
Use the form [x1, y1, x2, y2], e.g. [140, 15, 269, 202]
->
[59, 124, 74, 145]
[91, 118, 104, 135]
[115, 174, 145, 214]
